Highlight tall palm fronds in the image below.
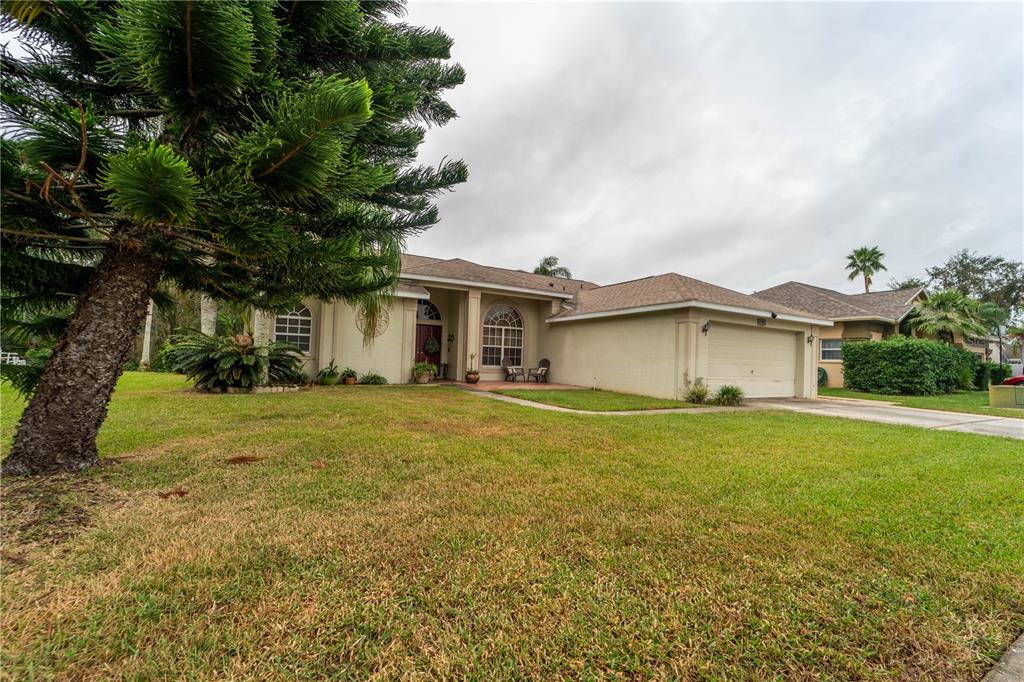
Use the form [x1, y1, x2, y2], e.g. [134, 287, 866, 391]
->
[845, 246, 887, 293]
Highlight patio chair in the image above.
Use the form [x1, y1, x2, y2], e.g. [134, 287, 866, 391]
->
[501, 357, 525, 382]
[527, 358, 550, 383]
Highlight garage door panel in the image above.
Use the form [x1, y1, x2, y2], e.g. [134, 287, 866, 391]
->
[706, 324, 797, 398]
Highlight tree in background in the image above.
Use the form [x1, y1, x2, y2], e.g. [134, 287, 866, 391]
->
[926, 249, 1024, 318]
[1, 1, 466, 474]
[906, 290, 986, 344]
[978, 301, 1010, 363]
[845, 246, 886, 293]
[887, 276, 928, 291]
[533, 256, 572, 279]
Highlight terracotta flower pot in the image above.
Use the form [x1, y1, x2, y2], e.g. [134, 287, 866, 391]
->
[343, 376, 357, 385]
[465, 372, 480, 384]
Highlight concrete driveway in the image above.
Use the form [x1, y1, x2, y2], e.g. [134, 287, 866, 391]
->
[760, 398, 1024, 440]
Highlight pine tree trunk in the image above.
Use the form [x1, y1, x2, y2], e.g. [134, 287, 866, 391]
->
[3, 248, 164, 476]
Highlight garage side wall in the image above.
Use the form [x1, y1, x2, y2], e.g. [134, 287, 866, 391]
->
[541, 308, 820, 400]
[540, 312, 680, 398]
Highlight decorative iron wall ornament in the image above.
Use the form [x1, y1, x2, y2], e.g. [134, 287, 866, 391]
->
[355, 305, 389, 338]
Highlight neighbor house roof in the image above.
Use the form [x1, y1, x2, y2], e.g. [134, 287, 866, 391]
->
[400, 255, 598, 298]
[753, 281, 923, 322]
[548, 273, 832, 324]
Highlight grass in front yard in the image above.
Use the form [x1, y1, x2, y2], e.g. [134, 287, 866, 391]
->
[2, 373, 1023, 679]
[819, 386, 1024, 419]
[495, 388, 694, 411]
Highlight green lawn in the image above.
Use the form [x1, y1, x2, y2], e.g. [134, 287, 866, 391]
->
[2, 373, 1023, 679]
[819, 386, 1024, 419]
[495, 388, 695, 411]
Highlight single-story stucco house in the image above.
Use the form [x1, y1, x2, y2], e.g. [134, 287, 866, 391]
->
[754, 281, 997, 387]
[268, 255, 833, 399]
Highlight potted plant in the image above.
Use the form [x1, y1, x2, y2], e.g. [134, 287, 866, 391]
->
[413, 361, 437, 384]
[339, 367, 358, 385]
[316, 360, 340, 386]
[465, 353, 480, 384]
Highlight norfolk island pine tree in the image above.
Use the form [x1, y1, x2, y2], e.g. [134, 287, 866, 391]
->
[1, 0, 467, 474]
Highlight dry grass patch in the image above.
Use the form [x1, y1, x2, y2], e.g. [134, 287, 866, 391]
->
[1, 374, 1022, 679]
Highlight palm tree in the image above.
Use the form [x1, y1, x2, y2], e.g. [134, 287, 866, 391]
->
[845, 246, 887, 293]
[533, 256, 573, 279]
[906, 290, 987, 343]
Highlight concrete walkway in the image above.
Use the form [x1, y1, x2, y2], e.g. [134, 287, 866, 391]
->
[759, 398, 1024, 440]
[457, 385, 743, 416]
[984, 631, 1024, 682]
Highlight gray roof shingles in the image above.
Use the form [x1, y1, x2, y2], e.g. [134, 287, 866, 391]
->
[399, 255, 830, 322]
[754, 281, 922, 322]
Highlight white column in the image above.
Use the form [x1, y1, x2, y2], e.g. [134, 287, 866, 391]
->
[140, 299, 154, 369]
[200, 295, 217, 336]
[466, 289, 481, 373]
[318, 301, 335, 370]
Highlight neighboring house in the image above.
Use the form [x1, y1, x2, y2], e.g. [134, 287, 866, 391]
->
[754, 282, 995, 387]
[270, 255, 833, 399]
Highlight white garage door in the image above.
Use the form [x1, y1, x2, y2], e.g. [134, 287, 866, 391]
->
[706, 324, 797, 398]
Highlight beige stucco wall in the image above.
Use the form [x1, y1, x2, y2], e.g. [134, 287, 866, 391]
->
[310, 297, 417, 384]
[817, 322, 845, 388]
[540, 311, 681, 397]
[476, 293, 546, 381]
[540, 307, 819, 400]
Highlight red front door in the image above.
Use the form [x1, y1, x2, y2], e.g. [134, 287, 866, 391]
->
[415, 324, 443, 367]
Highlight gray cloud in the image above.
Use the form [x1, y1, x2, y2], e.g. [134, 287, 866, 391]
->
[404, 1, 1023, 293]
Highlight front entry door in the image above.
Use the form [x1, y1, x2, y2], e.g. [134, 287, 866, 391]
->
[415, 324, 443, 368]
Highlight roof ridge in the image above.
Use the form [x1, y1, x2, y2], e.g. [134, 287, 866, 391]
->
[432, 257, 596, 286]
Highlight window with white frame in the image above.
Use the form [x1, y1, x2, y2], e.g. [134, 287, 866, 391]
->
[274, 305, 312, 352]
[820, 338, 844, 361]
[482, 304, 523, 367]
[416, 299, 442, 321]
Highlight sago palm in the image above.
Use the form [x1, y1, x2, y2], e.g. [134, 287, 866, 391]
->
[907, 290, 987, 343]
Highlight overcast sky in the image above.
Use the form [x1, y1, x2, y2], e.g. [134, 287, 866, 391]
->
[403, 1, 1023, 293]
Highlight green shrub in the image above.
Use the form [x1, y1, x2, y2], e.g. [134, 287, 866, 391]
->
[974, 362, 991, 391]
[842, 336, 978, 395]
[683, 378, 709, 404]
[359, 372, 388, 385]
[163, 330, 305, 390]
[339, 367, 358, 380]
[990, 363, 1012, 385]
[712, 385, 744, 406]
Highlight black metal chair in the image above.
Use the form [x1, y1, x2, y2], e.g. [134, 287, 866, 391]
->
[528, 358, 550, 383]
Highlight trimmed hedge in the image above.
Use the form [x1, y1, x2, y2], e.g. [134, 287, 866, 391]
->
[842, 336, 979, 395]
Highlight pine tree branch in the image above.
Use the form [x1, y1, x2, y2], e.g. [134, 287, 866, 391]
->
[1, 228, 112, 244]
[184, 0, 196, 98]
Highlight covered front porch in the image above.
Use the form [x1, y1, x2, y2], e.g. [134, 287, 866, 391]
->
[410, 282, 568, 383]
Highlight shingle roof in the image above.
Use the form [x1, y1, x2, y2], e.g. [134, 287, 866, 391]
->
[753, 282, 923, 321]
[396, 282, 429, 298]
[400, 255, 598, 296]
[550, 273, 828, 322]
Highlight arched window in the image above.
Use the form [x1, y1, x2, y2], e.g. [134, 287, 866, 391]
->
[275, 305, 312, 352]
[416, 299, 442, 321]
[482, 304, 523, 367]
